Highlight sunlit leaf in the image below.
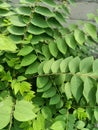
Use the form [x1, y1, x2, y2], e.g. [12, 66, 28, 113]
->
[14, 100, 36, 121]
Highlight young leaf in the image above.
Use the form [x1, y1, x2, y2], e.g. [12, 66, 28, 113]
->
[69, 57, 80, 74]
[74, 29, 85, 45]
[14, 100, 36, 121]
[84, 23, 97, 39]
[71, 76, 83, 102]
[21, 53, 37, 66]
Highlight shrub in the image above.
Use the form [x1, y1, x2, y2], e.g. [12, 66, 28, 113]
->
[0, 0, 98, 130]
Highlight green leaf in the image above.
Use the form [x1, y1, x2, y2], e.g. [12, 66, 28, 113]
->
[54, 11, 65, 25]
[49, 94, 60, 105]
[18, 46, 33, 56]
[51, 120, 65, 130]
[41, 0, 56, 7]
[14, 100, 36, 121]
[28, 24, 45, 35]
[96, 84, 98, 104]
[95, 16, 98, 24]
[79, 57, 93, 73]
[83, 77, 96, 105]
[9, 35, 22, 44]
[37, 81, 52, 92]
[71, 76, 83, 102]
[49, 42, 58, 57]
[47, 17, 62, 28]
[33, 113, 45, 130]
[93, 59, 98, 73]
[11, 80, 20, 95]
[69, 57, 80, 74]
[43, 58, 54, 74]
[37, 76, 49, 88]
[65, 33, 77, 49]
[38, 61, 45, 75]
[19, 81, 31, 95]
[74, 29, 85, 45]
[94, 107, 98, 121]
[20, 0, 36, 4]
[42, 44, 51, 59]
[51, 59, 62, 73]
[60, 56, 73, 72]
[25, 61, 40, 74]
[31, 13, 48, 28]
[0, 96, 13, 129]
[35, 6, 54, 17]
[56, 38, 67, 55]
[41, 106, 52, 119]
[42, 87, 56, 98]
[16, 6, 31, 16]
[8, 26, 25, 35]
[17, 76, 27, 82]
[64, 82, 72, 100]
[21, 53, 37, 66]
[84, 23, 97, 39]
[10, 15, 26, 27]
[76, 120, 85, 129]
[54, 74, 65, 85]
[0, 35, 17, 52]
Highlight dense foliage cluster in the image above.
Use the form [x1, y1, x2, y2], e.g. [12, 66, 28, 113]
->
[0, 0, 98, 130]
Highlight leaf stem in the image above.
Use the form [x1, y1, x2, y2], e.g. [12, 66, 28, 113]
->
[8, 99, 16, 130]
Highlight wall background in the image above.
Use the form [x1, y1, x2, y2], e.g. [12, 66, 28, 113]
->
[12, 0, 98, 23]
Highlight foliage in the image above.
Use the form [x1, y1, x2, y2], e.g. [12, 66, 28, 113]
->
[0, 0, 98, 129]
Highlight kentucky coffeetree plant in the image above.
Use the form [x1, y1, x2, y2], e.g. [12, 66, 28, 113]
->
[0, 0, 98, 130]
